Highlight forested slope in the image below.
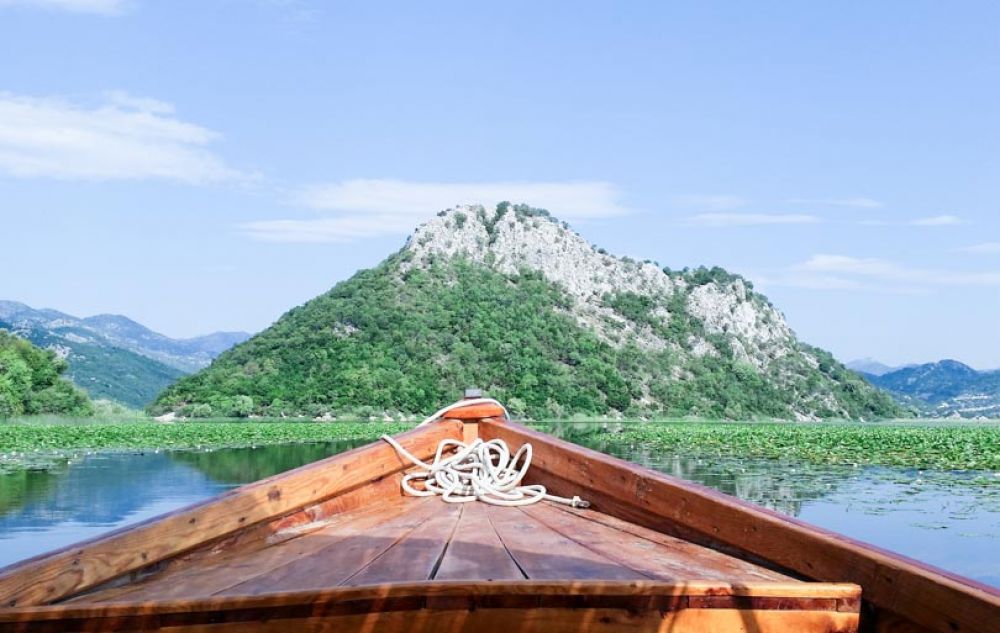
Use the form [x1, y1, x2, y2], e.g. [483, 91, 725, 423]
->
[154, 204, 900, 421]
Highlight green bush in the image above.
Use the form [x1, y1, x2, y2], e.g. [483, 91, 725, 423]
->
[0, 331, 92, 418]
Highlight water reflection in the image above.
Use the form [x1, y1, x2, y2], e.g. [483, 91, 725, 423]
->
[0, 465, 64, 517]
[170, 440, 370, 485]
[544, 422, 843, 514]
[0, 430, 997, 586]
[0, 441, 373, 568]
[545, 422, 1000, 586]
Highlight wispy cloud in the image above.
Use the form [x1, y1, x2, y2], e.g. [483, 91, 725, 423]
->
[958, 242, 1000, 254]
[294, 179, 627, 219]
[786, 197, 883, 209]
[0, 0, 127, 14]
[243, 179, 629, 243]
[911, 214, 962, 226]
[859, 214, 963, 227]
[670, 194, 746, 211]
[688, 213, 821, 227]
[0, 92, 240, 183]
[754, 273, 906, 293]
[770, 254, 1000, 291]
[241, 216, 408, 243]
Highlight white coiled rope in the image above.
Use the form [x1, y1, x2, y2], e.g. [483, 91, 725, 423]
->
[380, 398, 589, 508]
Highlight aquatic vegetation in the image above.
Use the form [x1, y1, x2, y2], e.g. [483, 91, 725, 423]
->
[592, 422, 1000, 472]
[0, 420, 408, 473]
[1, 418, 998, 475]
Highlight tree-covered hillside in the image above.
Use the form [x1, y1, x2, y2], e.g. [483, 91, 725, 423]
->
[2, 321, 185, 409]
[864, 360, 1000, 418]
[0, 302, 251, 408]
[0, 330, 93, 417]
[153, 206, 900, 420]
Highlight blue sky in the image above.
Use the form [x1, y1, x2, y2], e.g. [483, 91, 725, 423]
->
[1, 1, 998, 368]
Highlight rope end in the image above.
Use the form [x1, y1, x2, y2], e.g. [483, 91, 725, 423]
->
[571, 496, 591, 509]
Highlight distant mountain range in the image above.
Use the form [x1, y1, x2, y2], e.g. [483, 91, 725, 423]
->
[854, 359, 1000, 419]
[846, 358, 901, 377]
[0, 301, 250, 408]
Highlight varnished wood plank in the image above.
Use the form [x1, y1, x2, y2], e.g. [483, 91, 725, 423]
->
[439, 404, 505, 420]
[86, 497, 420, 602]
[341, 502, 463, 585]
[0, 581, 862, 633]
[434, 502, 525, 581]
[867, 609, 939, 633]
[526, 502, 793, 582]
[70, 475, 410, 604]
[486, 505, 647, 581]
[0, 422, 463, 608]
[215, 498, 441, 595]
[153, 607, 860, 633]
[0, 608, 863, 633]
[480, 420, 1000, 633]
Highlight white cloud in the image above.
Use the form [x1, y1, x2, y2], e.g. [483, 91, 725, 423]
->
[242, 215, 417, 243]
[0, 92, 239, 183]
[754, 273, 906, 293]
[294, 179, 628, 219]
[797, 255, 905, 278]
[0, 0, 126, 14]
[102, 90, 174, 114]
[786, 197, 883, 209]
[911, 214, 961, 226]
[243, 179, 628, 243]
[688, 213, 821, 227]
[670, 194, 746, 211]
[858, 214, 963, 227]
[959, 242, 1000, 254]
[783, 254, 1000, 288]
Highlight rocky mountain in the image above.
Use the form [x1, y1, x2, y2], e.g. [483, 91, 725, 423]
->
[0, 301, 250, 408]
[863, 360, 1000, 419]
[846, 358, 898, 376]
[76, 314, 250, 372]
[154, 204, 901, 420]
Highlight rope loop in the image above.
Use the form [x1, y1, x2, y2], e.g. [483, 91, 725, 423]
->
[381, 434, 589, 508]
[381, 398, 589, 508]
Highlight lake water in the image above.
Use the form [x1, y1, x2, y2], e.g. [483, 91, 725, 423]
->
[1, 429, 998, 588]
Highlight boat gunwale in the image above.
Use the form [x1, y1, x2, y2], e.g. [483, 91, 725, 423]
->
[0, 421, 465, 608]
[480, 420, 1000, 633]
[0, 410, 996, 633]
[0, 579, 863, 625]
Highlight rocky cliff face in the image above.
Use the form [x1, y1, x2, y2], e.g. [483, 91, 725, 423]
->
[403, 204, 851, 417]
[155, 203, 900, 420]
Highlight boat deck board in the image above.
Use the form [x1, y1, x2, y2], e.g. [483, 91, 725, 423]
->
[70, 496, 794, 604]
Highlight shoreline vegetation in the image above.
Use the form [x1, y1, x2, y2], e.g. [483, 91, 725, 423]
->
[1, 416, 998, 475]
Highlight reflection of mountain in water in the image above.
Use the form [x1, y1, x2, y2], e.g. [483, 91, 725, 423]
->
[0, 453, 220, 529]
[545, 422, 843, 516]
[170, 441, 369, 485]
[0, 466, 66, 517]
[0, 442, 374, 531]
[0, 428, 848, 540]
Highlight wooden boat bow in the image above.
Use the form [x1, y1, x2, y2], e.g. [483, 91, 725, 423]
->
[0, 397, 996, 632]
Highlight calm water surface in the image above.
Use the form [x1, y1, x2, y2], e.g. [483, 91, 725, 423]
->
[1, 429, 997, 588]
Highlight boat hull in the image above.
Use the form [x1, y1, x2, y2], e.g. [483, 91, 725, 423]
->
[0, 408, 995, 632]
[0, 581, 862, 633]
